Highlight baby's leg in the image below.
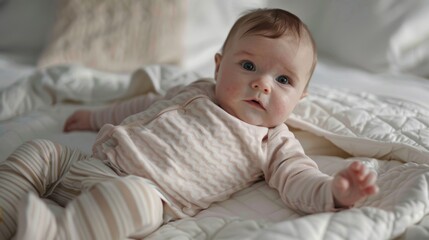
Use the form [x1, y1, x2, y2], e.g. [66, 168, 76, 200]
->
[16, 175, 164, 240]
[0, 139, 87, 239]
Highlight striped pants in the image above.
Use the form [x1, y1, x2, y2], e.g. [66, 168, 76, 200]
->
[0, 139, 163, 240]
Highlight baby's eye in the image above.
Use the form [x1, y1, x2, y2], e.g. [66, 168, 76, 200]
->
[276, 75, 289, 85]
[241, 61, 255, 71]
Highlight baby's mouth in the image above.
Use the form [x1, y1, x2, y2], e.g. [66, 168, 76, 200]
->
[245, 99, 265, 110]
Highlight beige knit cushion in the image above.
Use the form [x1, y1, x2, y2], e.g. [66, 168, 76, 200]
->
[37, 0, 186, 72]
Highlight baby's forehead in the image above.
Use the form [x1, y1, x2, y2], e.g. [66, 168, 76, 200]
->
[234, 29, 312, 51]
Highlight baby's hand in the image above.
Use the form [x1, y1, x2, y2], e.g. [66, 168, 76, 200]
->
[332, 161, 378, 208]
[63, 110, 93, 132]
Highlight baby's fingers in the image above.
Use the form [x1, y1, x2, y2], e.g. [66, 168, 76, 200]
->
[350, 161, 372, 181]
[362, 171, 377, 186]
[361, 171, 379, 195]
[362, 184, 379, 196]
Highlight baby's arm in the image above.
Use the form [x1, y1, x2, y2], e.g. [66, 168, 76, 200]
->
[63, 92, 163, 132]
[332, 161, 379, 208]
[63, 84, 188, 132]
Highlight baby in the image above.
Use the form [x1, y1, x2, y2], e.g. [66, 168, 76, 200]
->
[0, 8, 378, 240]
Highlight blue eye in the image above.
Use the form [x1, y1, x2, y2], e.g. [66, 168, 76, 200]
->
[276, 75, 289, 85]
[241, 61, 255, 71]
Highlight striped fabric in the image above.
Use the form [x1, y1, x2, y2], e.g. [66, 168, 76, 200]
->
[0, 139, 82, 239]
[90, 92, 163, 130]
[0, 139, 163, 239]
[90, 84, 186, 130]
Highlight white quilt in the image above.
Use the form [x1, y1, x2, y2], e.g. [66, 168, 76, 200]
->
[1, 65, 429, 240]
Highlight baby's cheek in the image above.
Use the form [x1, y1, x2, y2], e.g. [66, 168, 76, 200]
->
[224, 84, 241, 95]
[271, 104, 291, 123]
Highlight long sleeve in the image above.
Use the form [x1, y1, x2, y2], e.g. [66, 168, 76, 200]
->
[89, 93, 162, 130]
[264, 126, 336, 214]
[90, 85, 186, 130]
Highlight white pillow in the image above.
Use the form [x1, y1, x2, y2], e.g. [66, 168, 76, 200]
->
[313, 0, 429, 77]
[37, 0, 186, 73]
[268, 0, 429, 78]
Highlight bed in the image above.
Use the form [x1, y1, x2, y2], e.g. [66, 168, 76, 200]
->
[1, 0, 429, 239]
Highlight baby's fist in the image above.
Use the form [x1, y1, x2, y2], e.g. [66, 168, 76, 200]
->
[63, 110, 93, 132]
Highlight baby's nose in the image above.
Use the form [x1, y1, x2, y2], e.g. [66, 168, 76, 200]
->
[251, 78, 271, 94]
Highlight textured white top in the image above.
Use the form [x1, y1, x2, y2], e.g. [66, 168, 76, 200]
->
[91, 79, 335, 218]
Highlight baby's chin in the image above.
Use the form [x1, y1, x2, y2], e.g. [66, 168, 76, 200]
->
[238, 116, 284, 128]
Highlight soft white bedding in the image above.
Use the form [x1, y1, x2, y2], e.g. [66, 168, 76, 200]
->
[1, 63, 429, 240]
[0, 55, 35, 89]
[2, 1, 429, 239]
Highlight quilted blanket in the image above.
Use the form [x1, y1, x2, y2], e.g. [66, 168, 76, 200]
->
[1, 65, 429, 240]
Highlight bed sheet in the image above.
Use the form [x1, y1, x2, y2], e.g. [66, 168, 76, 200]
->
[1, 59, 429, 240]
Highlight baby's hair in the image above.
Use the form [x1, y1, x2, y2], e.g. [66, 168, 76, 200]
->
[221, 8, 318, 84]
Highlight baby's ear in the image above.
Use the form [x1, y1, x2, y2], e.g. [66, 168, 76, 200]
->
[214, 53, 222, 81]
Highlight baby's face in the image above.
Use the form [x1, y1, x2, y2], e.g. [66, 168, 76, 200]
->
[214, 32, 313, 128]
